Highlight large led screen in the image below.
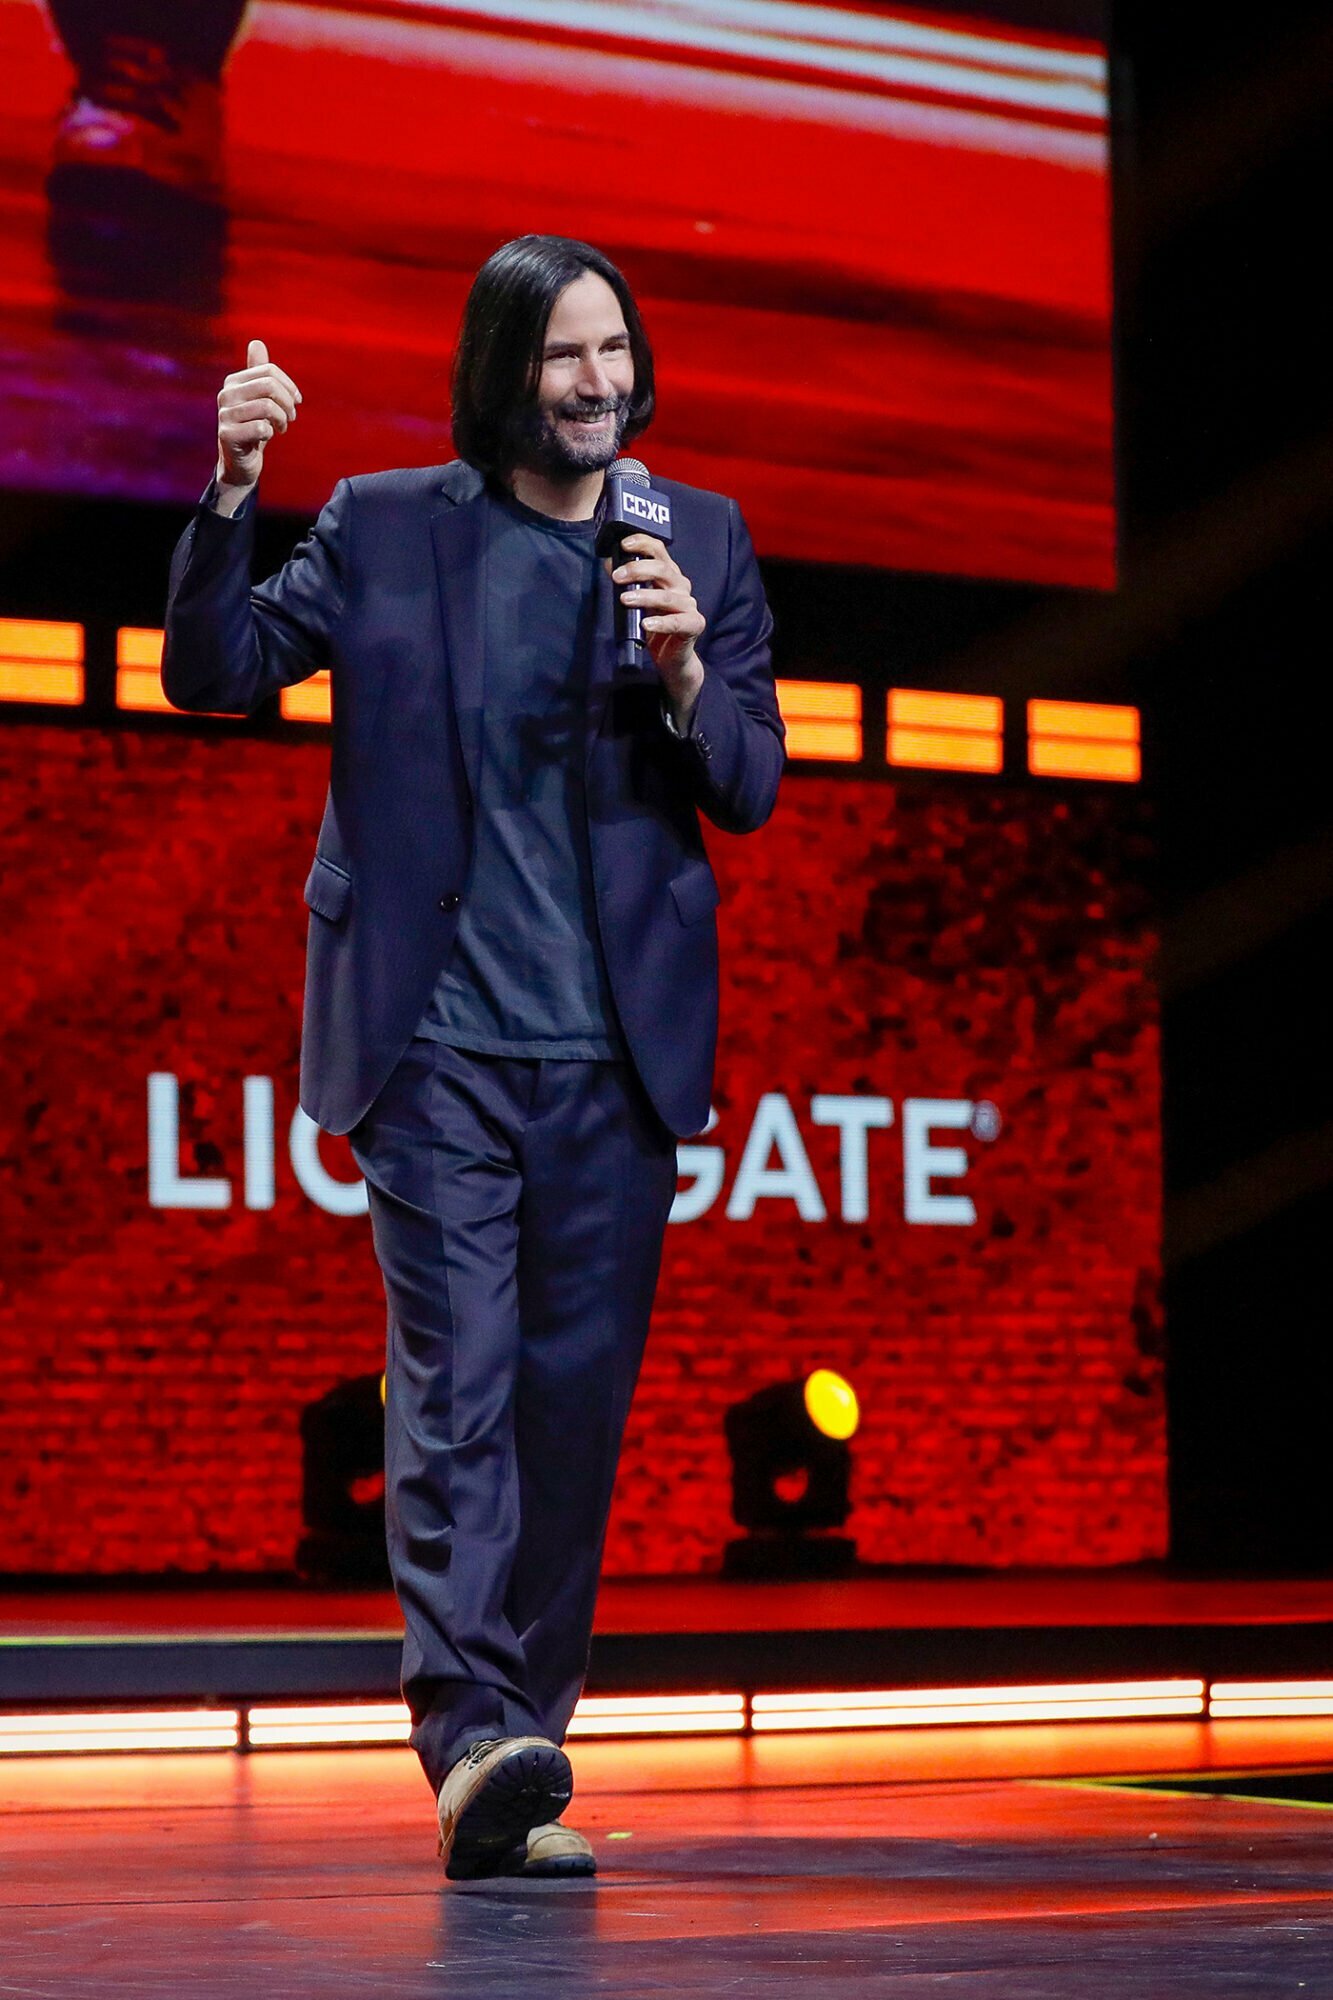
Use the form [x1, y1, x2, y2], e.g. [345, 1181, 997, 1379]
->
[0, 0, 1113, 585]
[0, 729, 1163, 1576]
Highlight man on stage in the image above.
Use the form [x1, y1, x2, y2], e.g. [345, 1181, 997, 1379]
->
[163, 235, 784, 1878]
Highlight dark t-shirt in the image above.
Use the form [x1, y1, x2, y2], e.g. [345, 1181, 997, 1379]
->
[414, 488, 625, 1059]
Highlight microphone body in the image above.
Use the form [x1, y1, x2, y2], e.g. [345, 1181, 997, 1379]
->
[593, 457, 674, 668]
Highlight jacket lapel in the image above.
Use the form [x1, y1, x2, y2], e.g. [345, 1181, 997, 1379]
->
[429, 465, 488, 805]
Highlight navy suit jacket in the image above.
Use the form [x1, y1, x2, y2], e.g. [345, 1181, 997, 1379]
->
[163, 459, 785, 1139]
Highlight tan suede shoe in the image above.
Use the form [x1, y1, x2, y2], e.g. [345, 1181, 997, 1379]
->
[523, 1822, 596, 1877]
[437, 1736, 573, 1875]
[446, 1819, 596, 1881]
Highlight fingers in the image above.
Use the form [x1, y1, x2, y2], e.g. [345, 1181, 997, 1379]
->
[232, 360, 301, 402]
[222, 395, 293, 433]
[611, 533, 703, 643]
[216, 343, 303, 486]
[613, 543, 681, 589]
[621, 580, 697, 607]
[612, 556, 670, 584]
[221, 345, 303, 409]
[643, 609, 705, 637]
[614, 534, 669, 575]
[617, 572, 699, 612]
[238, 346, 301, 401]
[220, 375, 299, 422]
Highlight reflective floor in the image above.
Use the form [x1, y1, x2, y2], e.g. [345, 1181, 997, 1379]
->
[4, 1723, 1332, 1996]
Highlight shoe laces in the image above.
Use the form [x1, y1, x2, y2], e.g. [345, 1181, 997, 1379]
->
[463, 1738, 502, 1767]
[83, 36, 193, 133]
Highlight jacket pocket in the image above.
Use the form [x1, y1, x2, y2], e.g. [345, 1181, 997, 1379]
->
[303, 853, 352, 923]
[669, 863, 721, 926]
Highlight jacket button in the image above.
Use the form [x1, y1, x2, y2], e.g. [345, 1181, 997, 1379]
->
[440, 893, 461, 912]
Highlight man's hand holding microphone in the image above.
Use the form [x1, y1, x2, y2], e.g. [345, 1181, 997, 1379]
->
[213, 339, 302, 516]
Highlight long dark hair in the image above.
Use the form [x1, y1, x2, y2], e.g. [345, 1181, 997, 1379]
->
[451, 236, 655, 478]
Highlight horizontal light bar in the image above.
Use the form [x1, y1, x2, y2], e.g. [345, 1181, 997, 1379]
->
[752, 1680, 1207, 1730]
[888, 687, 1003, 774]
[0, 1709, 239, 1755]
[575, 1694, 745, 1715]
[281, 672, 332, 724]
[1029, 698, 1139, 742]
[244, 1694, 748, 1748]
[0, 617, 85, 705]
[567, 1693, 746, 1737]
[249, 1702, 410, 1747]
[889, 726, 1003, 773]
[1028, 699, 1142, 782]
[1029, 738, 1141, 781]
[753, 1678, 1206, 1709]
[1210, 1681, 1333, 1719]
[14, 1679, 1281, 1757]
[775, 680, 861, 762]
[890, 689, 1002, 735]
[116, 626, 172, 713]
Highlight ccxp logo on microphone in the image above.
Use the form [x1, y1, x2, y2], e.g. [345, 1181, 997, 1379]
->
[622, 489, 671, 528]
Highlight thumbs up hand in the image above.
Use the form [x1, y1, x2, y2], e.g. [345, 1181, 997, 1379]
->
[214, 339, 302, 512]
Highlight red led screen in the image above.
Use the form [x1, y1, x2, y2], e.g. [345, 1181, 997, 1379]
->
[0, 726, 1163, 1576]
[0, 0, 1112, 586]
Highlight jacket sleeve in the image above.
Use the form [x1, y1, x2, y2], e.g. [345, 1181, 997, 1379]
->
[162, 480, 351, 716]
[664, 498, 785, 834]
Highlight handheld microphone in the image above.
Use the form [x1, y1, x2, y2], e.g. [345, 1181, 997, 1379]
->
[593, 456, 674, 668]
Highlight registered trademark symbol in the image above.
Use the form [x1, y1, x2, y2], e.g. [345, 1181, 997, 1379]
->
[972, 1101, 1001, 1142]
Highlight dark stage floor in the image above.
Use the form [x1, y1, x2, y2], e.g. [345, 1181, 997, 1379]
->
[4, 1727, 1332, 1997]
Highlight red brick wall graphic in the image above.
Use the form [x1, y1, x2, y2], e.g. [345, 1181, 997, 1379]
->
[0, 728, 1162, 1574]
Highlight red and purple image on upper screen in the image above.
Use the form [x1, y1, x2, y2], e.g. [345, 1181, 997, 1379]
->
[0, 0, 1112, 588]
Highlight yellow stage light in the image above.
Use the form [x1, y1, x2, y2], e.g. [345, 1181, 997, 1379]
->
[804, 1369, 859, 1441]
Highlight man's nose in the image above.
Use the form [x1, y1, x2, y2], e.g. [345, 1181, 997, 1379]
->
[575, 353, 612, 400]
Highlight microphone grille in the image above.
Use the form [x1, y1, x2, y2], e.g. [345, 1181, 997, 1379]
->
[610, 456, 650, 484]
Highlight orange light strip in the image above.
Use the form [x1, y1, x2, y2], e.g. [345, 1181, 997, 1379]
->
[775, 680, 861, 762]
[751, 1680, 1206, 1731]
[567, 1693, 746, 1738]
[0, 617, 85, 705]
[1028, 699, 1141, 782]
[281, 671, 333, 724]
[242, 1694, 748, 1750]
[1030, 699, 1139, 741]
[0, 1709, 239, 1755]
[0, 1680, 1236, 1757]
[1210, 1680, 1333, 1719]
[116, 626, 173, 713]
[248, 1702, 411, 1748]
[115, 625, 241, 719]
[887, 688, 1003, 774]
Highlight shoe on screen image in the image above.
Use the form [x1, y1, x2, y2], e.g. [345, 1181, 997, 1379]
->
[2, 0, 1112, 584]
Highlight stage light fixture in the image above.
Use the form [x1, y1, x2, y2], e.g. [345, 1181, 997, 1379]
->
[804, 1368, 860, 1441]
[723, 1370, 860, 1579]
[295, 1371, 391, 1585]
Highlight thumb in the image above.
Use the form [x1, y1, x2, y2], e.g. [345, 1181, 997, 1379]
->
[247, 338, 269, 369]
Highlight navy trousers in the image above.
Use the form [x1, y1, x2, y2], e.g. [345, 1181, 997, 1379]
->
[348, 1039, 678, 1793]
